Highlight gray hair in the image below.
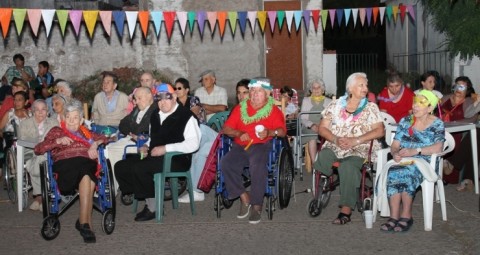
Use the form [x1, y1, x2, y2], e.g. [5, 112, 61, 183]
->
[308, 79, 326, 93]
[56, 81, 72, 96]
[345, 72, 368, 95]
[64, 99, 84, 118]
[32, 99, 47, 113]
[51, 94, 67, 104]
[199, 70, 216, 78]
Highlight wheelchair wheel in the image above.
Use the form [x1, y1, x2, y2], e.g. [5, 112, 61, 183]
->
[214, 194, 222, 218]
[41, 215, 61, 241]
[5, 148, 17, 203]
[163, 178, 187, 201]
[22, 170, 30, 210]
[266, 196, 275, 220]
[319, 176, 332, 209]
[307, 198, 322, 217]
[102, 209, 115, 235]
[40, 161, 50, 217]
[277, 147, 294, 209]
[120, 193, 134, 206]
[221, 192, 233, 209]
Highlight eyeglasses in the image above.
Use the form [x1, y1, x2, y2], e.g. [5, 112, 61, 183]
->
[154, 93, 173, 101]
[413, 96, 430, 107]
[453, 84, 467, 92]
[175, 87, 183, 91]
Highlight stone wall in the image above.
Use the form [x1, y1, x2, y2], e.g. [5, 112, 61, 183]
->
[0, 0, 323, 105]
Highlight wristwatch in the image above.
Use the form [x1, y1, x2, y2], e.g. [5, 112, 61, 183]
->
[416, 148, 422, 155]
[274, 129, 278, 136]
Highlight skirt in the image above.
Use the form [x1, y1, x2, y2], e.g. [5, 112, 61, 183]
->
[53, 157, 98, 194]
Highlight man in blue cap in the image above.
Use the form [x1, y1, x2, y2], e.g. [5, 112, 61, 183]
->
[115, 83, 201, 221]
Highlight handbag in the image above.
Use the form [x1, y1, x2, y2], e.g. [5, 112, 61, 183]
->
[197, 132, 222, 192]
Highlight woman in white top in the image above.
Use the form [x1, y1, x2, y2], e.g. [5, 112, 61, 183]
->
[413, 71, 443, 100]
[0, 91, 30, 137]
[300, 79, 332, 164]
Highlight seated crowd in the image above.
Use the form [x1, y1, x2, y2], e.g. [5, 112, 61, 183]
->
[2, 53, 475, 242]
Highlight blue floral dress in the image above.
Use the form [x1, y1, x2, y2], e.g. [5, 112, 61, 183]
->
[386, 115, 445, 198]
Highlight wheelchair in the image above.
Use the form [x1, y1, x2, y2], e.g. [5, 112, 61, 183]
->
[307, 140, 374, 217]
[2, 121, 31, 209]
[116, 134, 187, 206]
[39, 145, 115, 241]
[214, 134, 295, 220]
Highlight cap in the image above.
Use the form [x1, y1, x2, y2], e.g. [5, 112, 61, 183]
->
[417, 89, 439, 109]
[248, 79, 273, 91]
[198, 70, 216, 82]
[155, 83, 174, 94]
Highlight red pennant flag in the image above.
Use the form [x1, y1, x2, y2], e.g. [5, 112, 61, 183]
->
[399, 4, 407, 23]
[138, 11, 149, 38]
[163, 11, 176, 40]
[311, 10, 320, 32]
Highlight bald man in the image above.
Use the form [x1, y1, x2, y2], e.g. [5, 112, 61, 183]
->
[106, 87, 158, 191]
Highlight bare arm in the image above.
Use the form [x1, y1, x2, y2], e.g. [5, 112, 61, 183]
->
[0, 113, 9, 135]
[202, 104, 227, 115]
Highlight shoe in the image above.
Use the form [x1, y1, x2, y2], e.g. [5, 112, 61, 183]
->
[457, 179, 473, 192]
[237, 202, 251, 219]
[79, 223, 96, 243]
[332, 212, 352, 225]
[248, 208, 261, 224]
[394, 218, 413, 233]
[75, 219, 81, 231]
[39, 204, 43, 212]
[178, 191, 205, 203]
[134, 206, 156, 222]
[380, 218, 398, 232]
[443, 160, 454, 175]
[29, 200, 40, 211]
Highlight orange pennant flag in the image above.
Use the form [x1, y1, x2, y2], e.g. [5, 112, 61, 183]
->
[257, 11, 267, 33]
[372, 7, 379, 26]
[138, 11, 149, 38]
[217, 11, 227, 38]
[0, 8, 12, 38]
[83, 10, 99, 38]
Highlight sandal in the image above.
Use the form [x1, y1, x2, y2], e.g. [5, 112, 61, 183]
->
[380, 218, 398, 232]
[332, 212, 351, 225]
[456, 179, 473, 192]
[394, 218, 413, 232]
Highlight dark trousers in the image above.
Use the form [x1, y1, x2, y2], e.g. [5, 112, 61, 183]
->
[221, 141, 272, 207]
[115, 154, 191, 199]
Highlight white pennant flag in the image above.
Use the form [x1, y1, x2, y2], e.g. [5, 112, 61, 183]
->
[379, 7, 386, 25]
[247, 11, 257, 34]
[125, 11, 138, 39]
[41, 9, 56, 37]
[352, 8, 359, 28]
[177, 11, 188, 36]
[285, 11, 294, 33]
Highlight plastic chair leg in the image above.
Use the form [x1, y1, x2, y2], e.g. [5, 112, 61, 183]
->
[170, 177, 179, 209]
[132, 198, 138, 213]
[186, 173, 195, 215]
[422, 181, 434, 231]
[155, 173, 166, 223]
[437, 180, 447, 221]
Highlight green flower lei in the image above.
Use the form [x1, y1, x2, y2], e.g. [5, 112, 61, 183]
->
[240, 97, 274, 124]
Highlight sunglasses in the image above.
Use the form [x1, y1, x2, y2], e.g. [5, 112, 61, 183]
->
[453, 84, 467, 92]
[154, 93, 173, 101]
[413, 96, 431, 107]
[175, 87, 183, 91]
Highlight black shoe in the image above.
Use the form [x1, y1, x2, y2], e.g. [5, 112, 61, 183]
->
[75, 219, 81, 231]
[79, 224, 96, 243]
[134, 207, 156, 222]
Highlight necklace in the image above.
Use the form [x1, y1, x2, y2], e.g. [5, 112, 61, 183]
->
[240, 97, 274, 124]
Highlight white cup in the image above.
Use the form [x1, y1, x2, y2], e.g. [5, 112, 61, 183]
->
[255, 125, 265, 138]
[363, 210, 373, 229]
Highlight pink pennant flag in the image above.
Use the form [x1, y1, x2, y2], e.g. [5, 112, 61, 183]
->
[247, 11, 257, 33]
[379, 7, 386, 25]
[207, 11, 217, 32]
[359, 8, 366, 27]
[407, 5, 415, 22]
[267, 11, 276, 33]
[69, 10, 82, 36]
[99, 11, 112, 36]
[27, 9, 42, 37]
[125, 11, 138, 39]
[41, 9, 55, 37]
[177, 11, 188, 36]
[352, 8, 358, 28]
[285, 11, 294, 33]
[328, 9, 336, 29]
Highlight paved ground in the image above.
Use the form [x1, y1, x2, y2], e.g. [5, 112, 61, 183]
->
[0, 173, 479, 255]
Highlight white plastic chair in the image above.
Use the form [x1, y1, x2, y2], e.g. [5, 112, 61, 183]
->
[379, 112, 396, 143]
[373, 132, 455, 231]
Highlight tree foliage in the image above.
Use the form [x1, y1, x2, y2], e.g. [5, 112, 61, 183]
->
[421, 0, 480, 59]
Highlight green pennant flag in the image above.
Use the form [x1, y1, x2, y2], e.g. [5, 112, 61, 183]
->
[13, 8, 26, 35]
[277, 10, 285, 29]
[228, 11, 237, 34]
[386, 6, 392, 21]
[56, 10, 68, 36]
[321, 10, 328, 31]
[187, 11, 196, 33]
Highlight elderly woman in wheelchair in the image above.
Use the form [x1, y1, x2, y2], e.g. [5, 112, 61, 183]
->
[315, 72, 384, 225]
[35, 99, 107, 243]
[379, 90, 444, 232]
[221, 78, 286, 224]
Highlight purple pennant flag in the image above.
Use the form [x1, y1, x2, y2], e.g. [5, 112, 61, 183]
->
[407, 5, 415, 22]
[267, 11, 276, 33]
[113, 11, 125, 37]
[69, 10, 82, 36]
[303, 10, 311, 32]
[328, 9, 336, 29]
[238, 11, 247, 35]
[366, 8, 372, 27]
[336, 9, 343, 27]
[197, 11, 206, 36]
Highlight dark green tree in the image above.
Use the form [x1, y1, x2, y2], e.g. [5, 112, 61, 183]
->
[421, 0, 480, 59]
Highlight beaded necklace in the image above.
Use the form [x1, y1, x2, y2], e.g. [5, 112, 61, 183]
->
[240, 97, 274, 125]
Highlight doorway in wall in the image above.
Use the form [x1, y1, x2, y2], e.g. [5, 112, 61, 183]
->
[264, 0, 303, 91]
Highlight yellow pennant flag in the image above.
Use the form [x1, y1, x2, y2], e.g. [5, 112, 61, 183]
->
[392, 6, 399, 23]
[83, 10, 99, 38]
[13, 8, 26, 36]
[257, 11, 266, 33]
[56, 10, 68, 36]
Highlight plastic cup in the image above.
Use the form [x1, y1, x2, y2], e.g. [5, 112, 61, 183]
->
[255, 125, 265, 138]
[364, 210, 373, 229]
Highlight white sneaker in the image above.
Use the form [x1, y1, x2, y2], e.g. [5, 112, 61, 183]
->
[29, 200, 40, 211]
[178, 191, 205, 203]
